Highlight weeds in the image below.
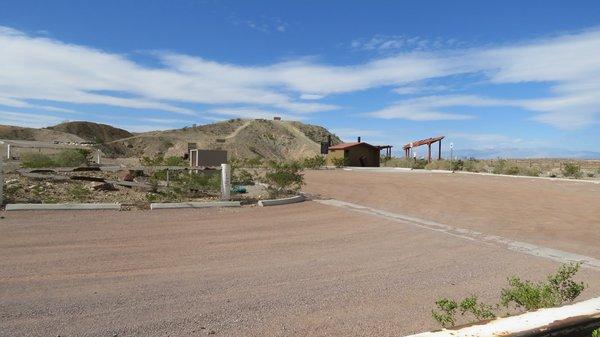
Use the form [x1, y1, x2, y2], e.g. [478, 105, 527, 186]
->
[69, 184, 91, 202]
[432, 263, 585, 328]
[302, 155, 326, 169]
[141, 154, 186, 166]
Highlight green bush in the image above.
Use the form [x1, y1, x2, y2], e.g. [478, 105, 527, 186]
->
[562, 163, 582, 178]
[21, 153, 55, 168]
[462, 159, 481, 172]
[500, 263, 585, 311]
[172, 171, 220, 198]
[21, 149, 87, 168]
[164, 156, 187, 166]
[54, 149, 87, 167]
[302, 155, 326, 169]
[592, 328, 600, 337]
[432, 263, 585, 328]
[432, 296, 495, 328]
[141, 154, 186, 167]
[263, 161, 304, 198]
[331, 156, 349, 168]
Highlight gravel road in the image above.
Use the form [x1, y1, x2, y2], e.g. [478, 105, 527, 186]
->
[1, 170, 599, 336]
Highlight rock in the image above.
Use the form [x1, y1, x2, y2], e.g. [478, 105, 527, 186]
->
[90, 182, 117, 191]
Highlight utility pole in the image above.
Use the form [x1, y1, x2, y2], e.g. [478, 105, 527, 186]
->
[0, 141, 4, 206]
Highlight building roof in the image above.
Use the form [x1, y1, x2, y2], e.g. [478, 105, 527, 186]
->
[329, 142, 379, 150]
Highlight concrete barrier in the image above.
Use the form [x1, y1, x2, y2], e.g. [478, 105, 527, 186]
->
[406, 297, 600, 337]
[5, 203, 121, 211]
[150, 201, 241, 209]
[258, 195, 305, 207]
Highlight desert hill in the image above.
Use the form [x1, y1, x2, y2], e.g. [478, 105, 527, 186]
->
[102, 118, 341, 160]
[0, 124, 85, 143]
[48, 121, 133, 143]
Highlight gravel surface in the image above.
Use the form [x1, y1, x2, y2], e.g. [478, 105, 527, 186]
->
[1, 201, 599, 336]
[304, 169, 600, 258]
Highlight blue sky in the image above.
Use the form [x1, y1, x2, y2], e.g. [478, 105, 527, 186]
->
[1, 0, 600, 156]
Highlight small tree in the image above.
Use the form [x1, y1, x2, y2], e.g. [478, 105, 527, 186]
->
[302, 155, 326, 170]
[331, 156, 348, 168]
[263, 161, 304, 198]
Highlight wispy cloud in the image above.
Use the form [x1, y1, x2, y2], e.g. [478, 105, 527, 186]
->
[2, 26, 600, 129]
[351, 34, 465, 53]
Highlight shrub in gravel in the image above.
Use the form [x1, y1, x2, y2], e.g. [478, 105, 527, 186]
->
[432, 263, 585, 328]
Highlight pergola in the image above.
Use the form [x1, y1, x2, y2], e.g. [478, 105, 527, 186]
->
[403, 136, 445, 162]
[377, 145, 393, 159]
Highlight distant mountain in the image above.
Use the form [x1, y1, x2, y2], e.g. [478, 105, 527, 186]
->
[455, 147, 600, 159]
[48, 121, 133, 143]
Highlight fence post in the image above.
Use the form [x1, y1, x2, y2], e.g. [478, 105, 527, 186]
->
[0, 146, 4, 206]
[221, 163, 231, 201]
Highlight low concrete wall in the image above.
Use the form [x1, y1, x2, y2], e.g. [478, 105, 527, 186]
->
[150, 201, 241, 210]
[258, 195, 305, 207]
[406, 297, 600, 337]
[5, 203, 121, 211]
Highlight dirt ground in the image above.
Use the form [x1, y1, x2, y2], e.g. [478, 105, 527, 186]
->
[304, 169, 600, 258]
[1, 170, 600, 337]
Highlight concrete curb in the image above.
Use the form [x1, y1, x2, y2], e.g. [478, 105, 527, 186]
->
[258, 194, 305, 207]
[344, 167, 600, 184]
[5, 203, 121, 211]
[150, 201, 241, 209]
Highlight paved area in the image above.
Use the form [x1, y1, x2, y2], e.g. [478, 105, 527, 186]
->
[2, 202, 599, 337]
[304, 169, 600, 258]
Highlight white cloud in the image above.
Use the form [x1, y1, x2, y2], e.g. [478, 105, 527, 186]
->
[366, 95, 507, 121]
[0, 111, 64, 128]
[2, 25, 600, 129]
[208, 107, 304, 120]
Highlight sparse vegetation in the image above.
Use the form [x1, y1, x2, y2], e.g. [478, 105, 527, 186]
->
[432, 263, 586, 328]
[232, 168, 255, 185]
[562, 162, 582, 178]
[21, 149, 88, 168]
[69, 184, 91, 202]
[331, 156, 349, 168]
[262, 161, 304, 198]
[302, 155, 326, 169]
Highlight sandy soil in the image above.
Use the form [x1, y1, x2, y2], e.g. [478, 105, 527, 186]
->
[304, 169, 600, 258]
[1, 201, 600, 337]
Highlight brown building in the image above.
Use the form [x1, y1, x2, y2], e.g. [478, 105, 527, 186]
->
[326, 142, 382, 167]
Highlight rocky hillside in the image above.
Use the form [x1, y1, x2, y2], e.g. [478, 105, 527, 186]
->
[102, 119, 341, 160]
[48, 121, 133, 143]
[0, 124, 85, 143]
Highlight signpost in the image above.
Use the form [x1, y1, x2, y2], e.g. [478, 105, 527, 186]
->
[221, 163, 231, 201]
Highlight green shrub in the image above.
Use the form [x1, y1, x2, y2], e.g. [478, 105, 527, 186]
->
[164, 156, 187, 166]
[451, 159, 464, 171]
[562, 163, 582, 178]
[302, 155, 326, 169]
[504, 165, 520, 175]
[141, 154, 165, 166]
[21, 153, 55, 168]
[69, 184, 91, 201]
[263, 161, 304, 198]
[500, 263, 585, 311]
[54, 149, 87, 167]
[331, 156, 349, 168]
[173, 171, 220, 197]
[592, 328, 600, 337]
[491, 159, 508, 174]
[432, 263, 585, 328]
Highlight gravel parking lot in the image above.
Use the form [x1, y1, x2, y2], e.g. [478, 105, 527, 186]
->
[1, 170, 599, 337]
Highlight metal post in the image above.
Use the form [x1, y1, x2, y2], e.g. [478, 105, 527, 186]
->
[438, 140, 442, 160]
[221, 163, 231, 201]
[6, 144, 10, 159]
[427, 143, 432, 163]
